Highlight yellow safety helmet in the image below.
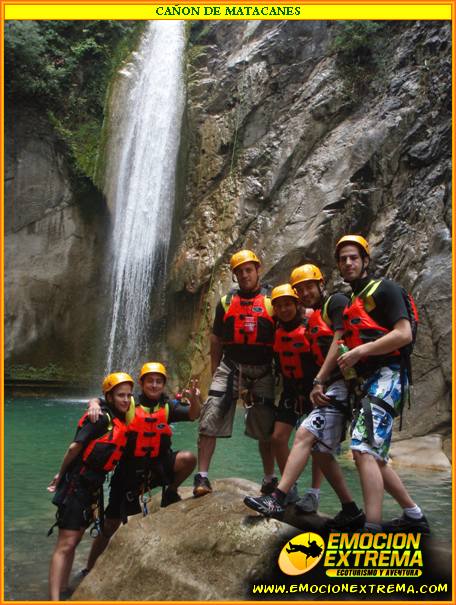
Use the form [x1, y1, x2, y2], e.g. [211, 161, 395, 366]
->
[271, 284, 299, 304]
[139, 362, 167, 382]
[289, 264, 323, 287]
[335, 235, 370, 258]
[230, 249, 260, 272]
[102, 372, 134, 394]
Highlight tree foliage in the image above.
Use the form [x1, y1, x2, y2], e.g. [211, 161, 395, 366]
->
[5, 21, 145, 181]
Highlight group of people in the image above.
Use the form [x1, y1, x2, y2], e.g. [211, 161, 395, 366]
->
[194, 234, 429, 537]
[48, 233, 429, 600]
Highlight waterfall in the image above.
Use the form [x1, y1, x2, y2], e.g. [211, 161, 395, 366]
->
[104, 22, 185, 373]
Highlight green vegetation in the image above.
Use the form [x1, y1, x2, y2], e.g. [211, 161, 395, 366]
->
[8, 364, 75, 382]
[4, 21, 145, 184]
[330, 21, 389, 102]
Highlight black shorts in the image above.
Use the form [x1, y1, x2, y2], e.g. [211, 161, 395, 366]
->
[105, 450, 177, 520]
[55, 478, 100, 531]
[275, 393, 301, 427]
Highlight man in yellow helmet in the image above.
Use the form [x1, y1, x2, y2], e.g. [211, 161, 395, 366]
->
[244, 264, 364, 530]
[335, 235, 429, 533]
[85, 362, 201, 571]
[194, 250, 277, 497]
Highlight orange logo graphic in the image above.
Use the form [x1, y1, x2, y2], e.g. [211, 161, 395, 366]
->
[278, 532, 325, 576]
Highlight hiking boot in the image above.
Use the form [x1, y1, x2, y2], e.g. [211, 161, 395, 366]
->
[260, 476, 278, 495]
[243, 494, 285, 519]
[382, 513, 430, 534]
[284, 483, 299, 505]
[161, 488, 182, 508]
[295, 491, 319, 514]
[325, 508, 366, 531]
[193, 474, 212, 498]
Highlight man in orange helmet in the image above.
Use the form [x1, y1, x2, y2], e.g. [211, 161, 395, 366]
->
[335, 235, 429, 534]
[194, 250, 277, 497]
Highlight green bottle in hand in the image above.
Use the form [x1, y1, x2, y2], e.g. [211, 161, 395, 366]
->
[337, 340, 358, 381]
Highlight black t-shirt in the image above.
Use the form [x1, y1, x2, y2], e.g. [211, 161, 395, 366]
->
[351, 276, 409, 329]
[74, 413, 110, 446]
[212, 287, 274, 366]
[325, 292, 349, 331]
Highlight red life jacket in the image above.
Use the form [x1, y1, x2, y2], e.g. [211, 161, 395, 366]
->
[342, 280, 402, 358]
[274, 322, 311, 379]
[221, 288, 274, 346]
[78, 409, 128, 473]
[128, 403, 173, 459]
[306, 300, 333, 367]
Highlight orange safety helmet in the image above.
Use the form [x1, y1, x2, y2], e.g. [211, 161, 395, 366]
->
[102, 372, 134, 394]
[289, 264, 324, 287]
[335, 235, 370, 258]
[229, 250, 260, 272]
[271, 283, 299, 304]
[139, 362, 167, 382]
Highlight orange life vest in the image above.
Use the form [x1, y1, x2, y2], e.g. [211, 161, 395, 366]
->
[306, 301, 333, 367]
[342, 280, 404, 359]
[274, 322, 311, 379]
[221, 288, 274, 346]
[78, 409, 128, 473]
[128, 403, 173, 459]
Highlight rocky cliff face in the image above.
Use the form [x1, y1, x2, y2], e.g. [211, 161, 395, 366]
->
[167, 22, 451, 445]
[4, 107, 109, 376]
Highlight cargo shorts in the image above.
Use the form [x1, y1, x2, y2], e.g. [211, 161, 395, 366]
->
[198, 358, 275, 441]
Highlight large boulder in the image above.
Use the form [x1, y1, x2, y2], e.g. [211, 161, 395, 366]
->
[71, 478, 324, 601]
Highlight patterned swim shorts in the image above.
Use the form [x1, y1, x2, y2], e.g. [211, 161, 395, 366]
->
[350, 365, 407, 461]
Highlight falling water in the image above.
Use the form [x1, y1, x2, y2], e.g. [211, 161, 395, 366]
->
[105, 22, 185, 372]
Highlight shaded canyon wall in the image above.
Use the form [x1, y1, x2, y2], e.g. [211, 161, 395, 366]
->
[167, 21, 452, 446]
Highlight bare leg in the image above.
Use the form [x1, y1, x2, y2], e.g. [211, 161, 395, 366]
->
[311, 454, 324, 489]
[379, 463, 415, 508]
[49, 528, 84, 600]
[312, 452, 352, 503]
[277, 427, 315, 494]
[169, 450, 196, 490]
[258, 440, 275, 476]
[352, 450, 384, 524]
[60, 548, 76, 595]
[86, 517, 121, 571]
[270, 421, 294, 475]
[197, 435, 216, 473]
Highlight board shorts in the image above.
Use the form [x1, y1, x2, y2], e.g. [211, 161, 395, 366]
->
[198, 358, 275, 440]
[105, 450, 177, 519]
[350, 365, 406, 462]
[299, 379, 348, 455]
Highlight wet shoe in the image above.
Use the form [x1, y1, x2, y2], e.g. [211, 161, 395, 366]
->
[295, 492, 319, 514]
[285, 483, 299, 505]
[193, 474, 212, 497]
[244, 494, 285, 519]
[161, 488, 182, 507]
[260, 476, 278, 495]
[382, 513, 430, 534]
[325, 509, 366, 531]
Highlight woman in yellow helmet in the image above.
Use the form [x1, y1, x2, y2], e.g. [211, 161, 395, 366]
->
[47, 372, 133, 600]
